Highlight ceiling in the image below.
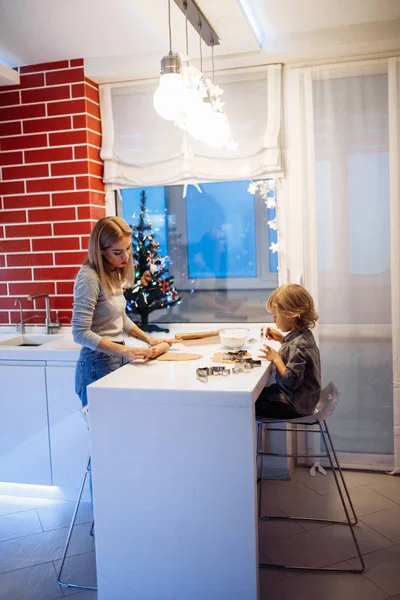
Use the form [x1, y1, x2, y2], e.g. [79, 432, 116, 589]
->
[0, 0, 399, 83]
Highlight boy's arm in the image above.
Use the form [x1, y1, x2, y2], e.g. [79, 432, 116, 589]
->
[272, 355, 287, 377]
[260, 343, 307, 387]
[259, 345, 287, 376]
[282, 347, 307, 389]
[265, 327, 283, 343]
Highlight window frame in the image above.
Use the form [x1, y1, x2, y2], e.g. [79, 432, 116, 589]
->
[116, 181, 279, 291]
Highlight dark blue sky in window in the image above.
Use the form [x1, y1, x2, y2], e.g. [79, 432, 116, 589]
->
[185, 181, 257, 279]
[121, 180, 278, 279]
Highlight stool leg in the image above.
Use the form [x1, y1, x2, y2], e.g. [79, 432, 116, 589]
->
[323, 420, 358, 525]
[258, 421, 365, 573]
[319, 423, 365, 573]
[57, 456, 97, 591]
[257, 423, 265, 519]
[256, 422, 262, 484]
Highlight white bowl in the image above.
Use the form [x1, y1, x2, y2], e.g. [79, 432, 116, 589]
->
[219, 328, 249, 350]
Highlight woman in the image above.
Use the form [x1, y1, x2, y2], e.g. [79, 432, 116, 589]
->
[72, 216, 179, 406]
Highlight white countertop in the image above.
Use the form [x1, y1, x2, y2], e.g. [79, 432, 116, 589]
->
[89, 324, 274, 405]
[0, 323, 269, 364]
[0, 328, 80, 361]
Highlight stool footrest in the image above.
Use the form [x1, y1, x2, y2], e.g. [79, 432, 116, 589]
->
[259, 514, 358, 526]
[259, 562, 365, 573]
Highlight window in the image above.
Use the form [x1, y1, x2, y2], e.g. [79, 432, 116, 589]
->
[119, 180, 278, 323]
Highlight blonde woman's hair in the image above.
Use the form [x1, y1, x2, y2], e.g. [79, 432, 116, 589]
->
[85, 216, 134, 292]
[267, 284, 318, 330]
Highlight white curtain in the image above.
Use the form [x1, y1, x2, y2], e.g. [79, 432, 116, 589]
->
[389, 57, 400, 472]
[281, 58, 400, 470]
[99, 65, 283, 187]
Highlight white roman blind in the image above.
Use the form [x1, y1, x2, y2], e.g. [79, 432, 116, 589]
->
[99, 64, 283, 187]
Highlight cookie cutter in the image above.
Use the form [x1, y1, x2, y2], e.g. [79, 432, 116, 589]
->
[232, 359, 262, 374]
[196, 366, 231, 383]
[222, 350, 248, 361]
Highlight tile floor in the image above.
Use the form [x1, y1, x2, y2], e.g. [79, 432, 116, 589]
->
[0, 468, 399, 599]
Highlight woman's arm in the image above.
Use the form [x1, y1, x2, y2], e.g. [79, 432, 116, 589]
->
[97, 336, 157, 359]
[122, 313, 151, 345]
[72, 267, 103, 350]
[72, 268, 155, 359]
[123, 314, 182, 347]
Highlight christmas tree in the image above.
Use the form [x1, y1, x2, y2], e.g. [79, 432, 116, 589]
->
[124, 190, 181, 332]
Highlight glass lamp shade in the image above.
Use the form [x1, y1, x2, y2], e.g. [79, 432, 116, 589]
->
[204, 111, 231, 147]
[186, 102, 213, 141]
[181, 87, 203, 115]
[153, 73, 185, 121]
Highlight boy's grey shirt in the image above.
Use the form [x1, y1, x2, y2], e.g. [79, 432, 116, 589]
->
[275, 328, 321, 416]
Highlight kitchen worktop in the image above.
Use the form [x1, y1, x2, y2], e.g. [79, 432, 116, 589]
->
[0, 327, 80, 361]
[0, 323, 268, 362]
[88, 324, 271, 600]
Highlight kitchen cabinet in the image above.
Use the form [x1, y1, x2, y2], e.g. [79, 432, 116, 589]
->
[0, 362, 51, 485]
[46, 363, 89, 488]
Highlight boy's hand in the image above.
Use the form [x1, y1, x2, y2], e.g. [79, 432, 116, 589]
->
[265, 327, 283, 343]
[259, 344, 280, 363]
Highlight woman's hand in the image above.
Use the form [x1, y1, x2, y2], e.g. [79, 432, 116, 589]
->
[124, 346, 159, 361]
[124, 342, 170, 362]
[265, 327, 283, 343]
[259, 344, 280, 364]
[148, 336, 183, 347]
[149, 341, 170, 359]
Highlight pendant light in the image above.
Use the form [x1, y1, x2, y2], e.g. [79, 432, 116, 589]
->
[153, 0, 236, 151]
[153, 0, 184, 121]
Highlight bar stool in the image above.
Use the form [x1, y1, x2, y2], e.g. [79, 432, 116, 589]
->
[57, 406, 97, 591]
[257, 382, 365, 573]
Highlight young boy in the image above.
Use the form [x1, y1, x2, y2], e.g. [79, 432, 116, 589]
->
[256, 284, 321, 419]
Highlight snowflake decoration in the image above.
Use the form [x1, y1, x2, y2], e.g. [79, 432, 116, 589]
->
[257, 181, 270, 199]
[247, 182, 258, 195]
[266, 197, 276, 209]
[247, 179, 276, 199]
[173, 54, 236, 151]
[268, 218, 277, 230]
[269, 242, 279, 253]
[212, 97, 225, 112]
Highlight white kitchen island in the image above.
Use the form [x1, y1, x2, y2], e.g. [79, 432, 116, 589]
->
[88, 328, 272, 600]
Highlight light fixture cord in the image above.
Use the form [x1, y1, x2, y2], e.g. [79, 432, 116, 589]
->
[198, 19, 203, 71]
[184, 1, 189, 55]
[211, 41, 215, 83]
[168, 0, 172, 54]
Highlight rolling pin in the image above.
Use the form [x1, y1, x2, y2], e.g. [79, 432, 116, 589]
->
[176, 331, 220, 340]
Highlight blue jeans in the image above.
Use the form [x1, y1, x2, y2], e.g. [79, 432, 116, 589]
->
[75, 345, 130, 407]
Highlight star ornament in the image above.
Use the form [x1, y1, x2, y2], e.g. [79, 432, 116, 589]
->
[269, 242, 279, 254]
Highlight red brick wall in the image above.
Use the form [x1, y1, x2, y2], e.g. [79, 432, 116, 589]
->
[0, 59, 105, 326]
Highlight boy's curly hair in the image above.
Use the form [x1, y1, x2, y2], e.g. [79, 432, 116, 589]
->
[267, 284, 318, 330]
